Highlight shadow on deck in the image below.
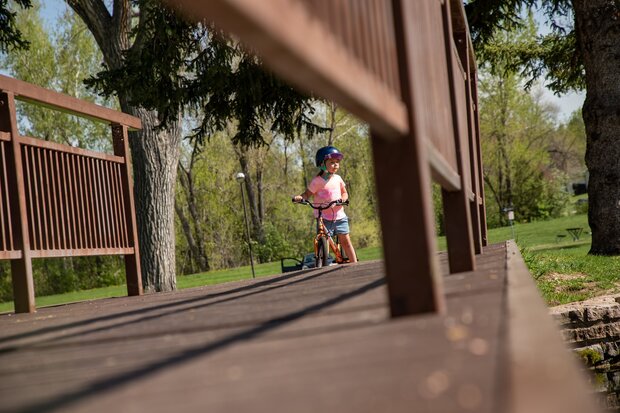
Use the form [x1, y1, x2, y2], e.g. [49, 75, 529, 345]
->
[0, 242, 602, 413]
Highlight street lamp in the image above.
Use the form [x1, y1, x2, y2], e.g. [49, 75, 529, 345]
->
[503, 205, 516, 240]
[235, 172, 256, 278]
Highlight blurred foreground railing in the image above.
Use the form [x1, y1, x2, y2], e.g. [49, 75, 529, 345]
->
[167, 0, 486, 316]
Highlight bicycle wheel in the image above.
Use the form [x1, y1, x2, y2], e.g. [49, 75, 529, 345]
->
[316, 237, 329, 268]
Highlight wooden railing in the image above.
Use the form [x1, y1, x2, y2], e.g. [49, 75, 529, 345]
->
[168, 0, 487, 316]
[0, 75, 142, 313]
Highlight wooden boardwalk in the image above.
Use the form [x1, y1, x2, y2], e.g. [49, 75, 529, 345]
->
[0, 242, 600, 413]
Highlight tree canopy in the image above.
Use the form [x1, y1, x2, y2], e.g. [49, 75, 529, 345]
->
[82, 4, 325, 147]
[0, 0, 31, 52]
[468, 0, 620, 255]
[466, 0, 584, 94]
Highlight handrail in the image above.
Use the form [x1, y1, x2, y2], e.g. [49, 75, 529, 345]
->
[0, 75, 141, 130]
[167, 0, 407, 140]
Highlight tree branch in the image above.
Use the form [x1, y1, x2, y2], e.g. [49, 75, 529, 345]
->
[66, 0, 115, 65]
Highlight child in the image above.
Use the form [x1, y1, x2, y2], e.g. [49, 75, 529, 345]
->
[293, 146, 358, 263]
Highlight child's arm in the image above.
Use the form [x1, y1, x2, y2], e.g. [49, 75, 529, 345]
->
[293, 189, 313, 202]
[340, 181, 349, 202]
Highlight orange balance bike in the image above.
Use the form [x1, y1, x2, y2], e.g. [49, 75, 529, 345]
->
[293, 199, 350, 268]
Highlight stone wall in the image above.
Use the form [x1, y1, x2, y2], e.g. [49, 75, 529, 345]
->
[551, 295, 620, 411]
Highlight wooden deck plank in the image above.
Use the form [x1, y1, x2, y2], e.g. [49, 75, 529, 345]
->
[0, 243, 601, 413]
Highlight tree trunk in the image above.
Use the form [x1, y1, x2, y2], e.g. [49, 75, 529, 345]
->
[174, 201, 195, 273]
[573, 0, 620, 255]
[126, 108, 181, 291]
[177, 156, 210, 273]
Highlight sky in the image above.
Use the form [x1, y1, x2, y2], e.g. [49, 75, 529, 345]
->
[39, 0, 584, 122]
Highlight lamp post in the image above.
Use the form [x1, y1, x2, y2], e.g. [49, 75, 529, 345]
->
[235, 172, 256, 278]
[503, 205, 516, 240]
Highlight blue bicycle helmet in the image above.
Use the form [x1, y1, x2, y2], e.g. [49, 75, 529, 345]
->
[315, 146, 343, 167]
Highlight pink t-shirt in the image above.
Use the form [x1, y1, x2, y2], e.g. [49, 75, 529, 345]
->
[307, 174, 347, 221]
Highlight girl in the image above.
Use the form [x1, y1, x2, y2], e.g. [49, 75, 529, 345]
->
[293, 146, 357, 263]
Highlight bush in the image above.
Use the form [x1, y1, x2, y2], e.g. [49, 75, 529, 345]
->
[254, 222, 304, 263]
[575, 199, 588, 215]
[0, 256, 125, 303]
[351, 218, 381, 249]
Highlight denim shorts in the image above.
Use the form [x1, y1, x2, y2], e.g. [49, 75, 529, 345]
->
[323, 217, 350, 236]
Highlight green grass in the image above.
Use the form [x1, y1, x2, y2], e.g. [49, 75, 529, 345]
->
[481, 213, 620, 306]
[435, 212, 618, 306]
[522, 244, 620, 306]
[1, 212, 613, 312]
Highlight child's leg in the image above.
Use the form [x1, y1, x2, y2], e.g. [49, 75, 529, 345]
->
[338, 233, 357, 263]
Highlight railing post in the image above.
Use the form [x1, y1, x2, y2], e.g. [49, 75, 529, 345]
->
[112, 124, 143, 296]
[372, 0, 447, 317]
[0, 92, 35, 313]
[471, 79, 489, 247]
[440, 0, 476, 273]
[454, 25, 484, 255]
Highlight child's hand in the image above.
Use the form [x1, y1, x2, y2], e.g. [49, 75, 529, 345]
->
[292, 195, 303, 203]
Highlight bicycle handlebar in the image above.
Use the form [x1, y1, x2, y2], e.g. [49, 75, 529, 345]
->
[292, 198, 349, 210]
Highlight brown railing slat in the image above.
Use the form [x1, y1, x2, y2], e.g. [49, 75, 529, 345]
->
[0, 143, 11, 250]
[62, 153, 72, 249]
[361, 0, 373, 75]
[36, 148, 48, 250]
[79, 155, 91, 249]
[104, 161, 119, 248]
[100, 160, 111, 248]
[46, 149, 60, 250]
[97, 159, 110, 249]
[78, 155, 89, 249]
[87, 157, 100, 249]
[21, 145, 33, 251]
[29, 146, 42, 250]
[91, 158, 101, 248]
[110, 163, 122, 247]
[377, 0, 392, 92]
[114, 163, 128, 248]
[54, 150, 66, 249]
[68, 154, 81, 249]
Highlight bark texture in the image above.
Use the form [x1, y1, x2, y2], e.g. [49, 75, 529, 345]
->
[573, 0, 620, 254]
[126, 109, 181, 291]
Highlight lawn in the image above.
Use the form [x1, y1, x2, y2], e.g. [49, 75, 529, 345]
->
[482, 213, 620, 306]
[2, 212, 616, 313]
